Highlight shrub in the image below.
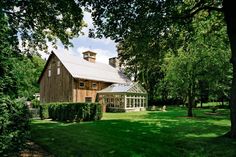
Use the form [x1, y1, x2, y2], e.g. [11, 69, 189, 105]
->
[42, 102, 102, 122]
[39, 104, 49, 119]
[31, 99, 40, 108]
[0, 96, 30, 156]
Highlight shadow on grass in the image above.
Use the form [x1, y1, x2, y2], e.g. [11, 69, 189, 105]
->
[30, 109, 236, 157]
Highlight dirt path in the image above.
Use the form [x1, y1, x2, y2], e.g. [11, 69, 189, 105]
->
[19, 141, 53, 157]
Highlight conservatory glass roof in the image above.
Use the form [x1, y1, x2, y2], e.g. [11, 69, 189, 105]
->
[98, 82, 147, 94]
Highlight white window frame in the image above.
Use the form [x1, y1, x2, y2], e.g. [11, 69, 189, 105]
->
[79, 81, 85, 88]
[92, 83, 97, 89]
[57, 61, 61, 75]
[48, 69, 51, 77]
[57, 67, 60, 75]
[48, 64, 51, 77]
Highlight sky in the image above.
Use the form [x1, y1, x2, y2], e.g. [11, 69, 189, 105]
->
[42, 11, 117, 64]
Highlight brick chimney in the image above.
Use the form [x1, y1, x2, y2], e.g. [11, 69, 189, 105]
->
[109, 57, 120, 68]
[82, 51, 96, 63]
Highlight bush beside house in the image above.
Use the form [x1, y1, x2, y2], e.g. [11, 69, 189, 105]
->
[40, 102, 102, 122]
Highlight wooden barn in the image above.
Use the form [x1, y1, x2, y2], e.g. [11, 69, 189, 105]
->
[38, 50, 148, 112]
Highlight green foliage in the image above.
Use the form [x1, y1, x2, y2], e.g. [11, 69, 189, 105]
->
[40, 102, 102, 122]
[11, 55, 45, 100]
[82, 0, 229, 106]
[31, 98, 40, 108]
[0, 12, 46, 99]
[160, 11, 231, 101]
[0, 96, 30, 156]
[39, 104, 49, 120]
[2, 0, 84, 53]
[0, 12, 18, 96]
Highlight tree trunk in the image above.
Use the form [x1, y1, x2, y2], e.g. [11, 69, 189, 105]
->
[223, 0, 236, 138]
[187, 102, 193, 117]
[200, 95, 203, 108]
[230, 65, 236, 138]
[187, 91, 193, 117]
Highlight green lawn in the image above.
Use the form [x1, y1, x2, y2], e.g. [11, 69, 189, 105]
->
[30, 107, 236, 157]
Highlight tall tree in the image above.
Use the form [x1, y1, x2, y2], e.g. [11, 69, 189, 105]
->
[82, 0, 236, 138]
[0, 1, 85, 97]
[1, 0, 84, 53]
[11, 55, 45, 99]
[1, 1, 85, 155]
[117, 38, 164, 104]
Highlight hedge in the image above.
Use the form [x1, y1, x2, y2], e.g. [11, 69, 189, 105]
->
[40, 102, 102, 122]
[0, 96, 30, 156]
[39, 104, 49, 119]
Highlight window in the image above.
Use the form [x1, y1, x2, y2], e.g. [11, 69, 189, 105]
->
[92, 83, 97, 89]
[48, 64, 51, 77]
[85, 97, 92, 102]
[57, 67, 60, 75]
[57, 61, 60, 75]
[79, 82, 85, 88]
[48, 69, 51, 77]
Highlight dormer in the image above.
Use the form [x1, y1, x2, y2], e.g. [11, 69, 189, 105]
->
[82, 51, 97, 63]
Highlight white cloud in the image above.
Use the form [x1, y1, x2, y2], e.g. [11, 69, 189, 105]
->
[81, 10, 94, 35]
[37, 42, 67, 60]
[81, 10, 115, 46]
[91, 37, 115, 45]
[18, 8, 117, 64]
[83, 11, 93, 28]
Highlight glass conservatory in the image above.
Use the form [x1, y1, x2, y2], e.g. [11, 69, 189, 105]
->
[97, 82, 148, 112]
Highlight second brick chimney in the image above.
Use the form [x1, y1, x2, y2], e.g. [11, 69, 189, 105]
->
[109, 57, 120, 68]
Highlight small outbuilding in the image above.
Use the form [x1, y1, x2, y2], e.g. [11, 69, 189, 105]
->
[98, 82, 148, 112]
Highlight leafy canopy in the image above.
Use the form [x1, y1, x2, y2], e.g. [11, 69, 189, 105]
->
[1, 0, 84, 53]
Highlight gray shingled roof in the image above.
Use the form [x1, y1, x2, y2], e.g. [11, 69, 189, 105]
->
[98, 82, 147, 94]
[53, 51, 130, 84]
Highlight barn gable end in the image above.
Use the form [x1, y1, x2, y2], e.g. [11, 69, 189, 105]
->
[39, 53, 73, 103]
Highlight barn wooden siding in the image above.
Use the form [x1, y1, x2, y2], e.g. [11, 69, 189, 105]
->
[40, 54, 73, 103]
[40, 53, 112, 103]
[72, 79, 111, 102]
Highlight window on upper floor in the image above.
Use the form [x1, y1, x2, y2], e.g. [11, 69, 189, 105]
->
[92, 83, 97, 89]
[57, 61, 61, 75]
[57, 67, 60, 75]
[48, 64, 51, 77]
[48, 69, 51, 77]
[79, 81, 85, 88]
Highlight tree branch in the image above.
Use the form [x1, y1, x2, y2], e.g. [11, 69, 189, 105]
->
[183, 2, 223, 19]
[187, 6, 223, 18]
[2, 10, 25, 21]
[2, 9, 37, 30]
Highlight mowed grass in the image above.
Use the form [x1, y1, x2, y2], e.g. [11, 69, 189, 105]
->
[30, 107, 236, 157]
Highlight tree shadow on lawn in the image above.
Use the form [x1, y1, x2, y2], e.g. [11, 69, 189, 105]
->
[31, 112, 236, 157]
[143, 109, 236, 156]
